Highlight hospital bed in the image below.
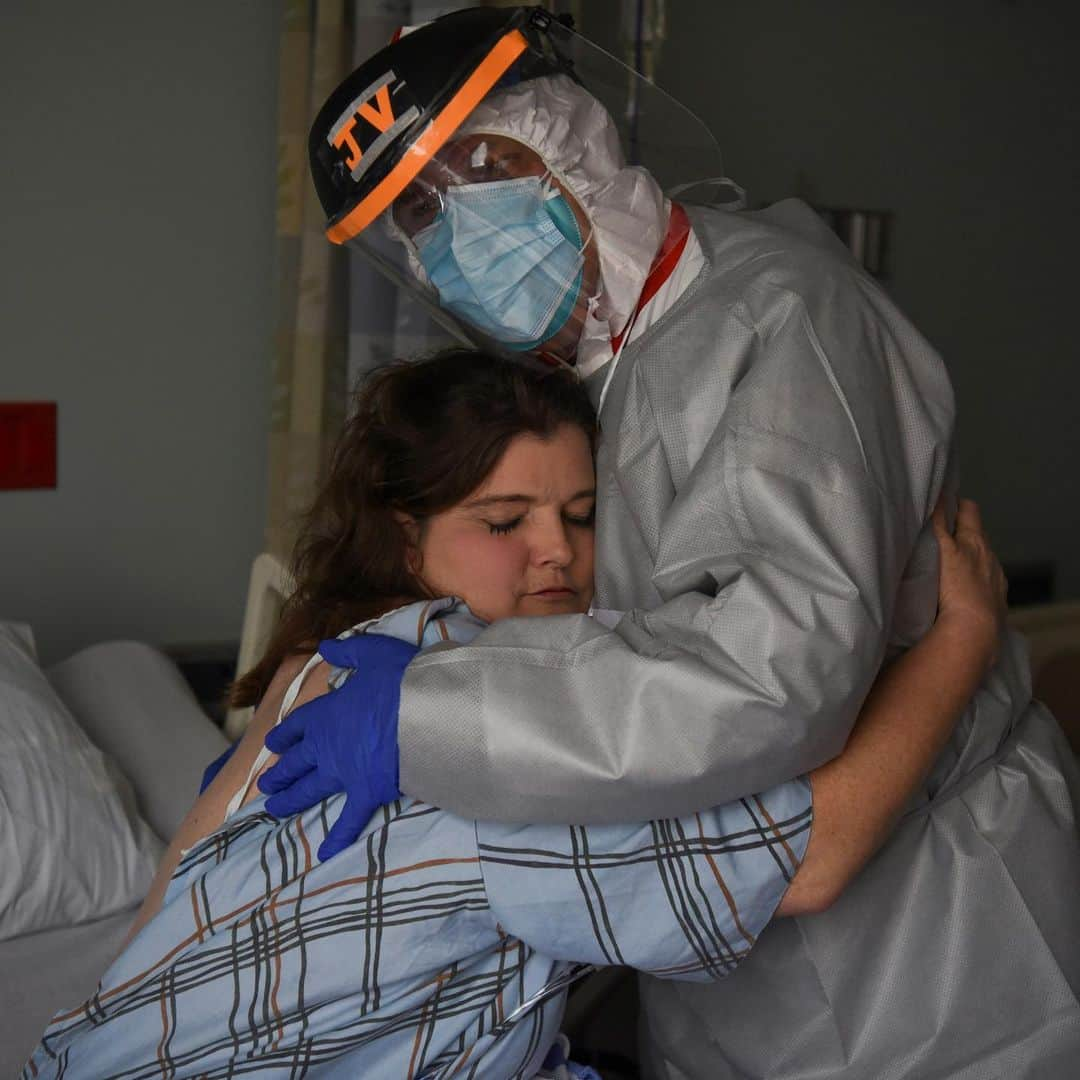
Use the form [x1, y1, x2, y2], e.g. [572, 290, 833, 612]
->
[0, 556, 296, 1075]
[0, 629, 228, 1075]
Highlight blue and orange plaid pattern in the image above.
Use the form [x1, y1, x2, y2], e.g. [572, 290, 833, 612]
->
[24, 601, 811, 1078]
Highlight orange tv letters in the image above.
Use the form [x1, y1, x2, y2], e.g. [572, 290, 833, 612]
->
[332, 81, 398, 172]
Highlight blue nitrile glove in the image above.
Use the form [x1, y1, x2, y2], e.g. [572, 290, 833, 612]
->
[256, 633, 417, 861]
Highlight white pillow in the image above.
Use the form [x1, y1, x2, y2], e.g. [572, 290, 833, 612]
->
[0, 624, 163, 941]
[2, 620, 37, 658]
[47, 641, 229, 843]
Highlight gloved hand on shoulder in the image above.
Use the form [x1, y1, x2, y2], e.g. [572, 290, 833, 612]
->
[257, 633, 418, 861]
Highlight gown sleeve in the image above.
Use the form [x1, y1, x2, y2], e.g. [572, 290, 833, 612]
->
[399, 240, 952, 824]
[477, 777, 812, 978]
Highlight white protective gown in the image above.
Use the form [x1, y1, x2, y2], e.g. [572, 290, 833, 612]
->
[399, 199, 1080, 1076]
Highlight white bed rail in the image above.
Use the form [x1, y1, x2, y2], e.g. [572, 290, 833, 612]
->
[225, 552, 293, 740]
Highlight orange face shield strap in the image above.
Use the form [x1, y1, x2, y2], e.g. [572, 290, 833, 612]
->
[326, 28, 528, 245]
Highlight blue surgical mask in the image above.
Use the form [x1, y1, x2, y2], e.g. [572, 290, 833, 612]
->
[413, 176, 585, 351]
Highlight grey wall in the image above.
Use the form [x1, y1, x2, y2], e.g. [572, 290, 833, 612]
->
[0, 1, 280, 663]
[581, 0, 1080, 601]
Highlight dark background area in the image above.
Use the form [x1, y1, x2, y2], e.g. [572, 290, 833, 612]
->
[576, 0, 1080, 606]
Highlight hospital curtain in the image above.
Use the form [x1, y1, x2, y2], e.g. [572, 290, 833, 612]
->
[266, 0, 352, 560]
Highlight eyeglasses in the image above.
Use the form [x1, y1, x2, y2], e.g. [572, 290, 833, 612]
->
[392, 135, 548, 236]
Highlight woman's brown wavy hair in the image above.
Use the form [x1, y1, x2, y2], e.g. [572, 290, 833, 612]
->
[229, 348, 597, 708]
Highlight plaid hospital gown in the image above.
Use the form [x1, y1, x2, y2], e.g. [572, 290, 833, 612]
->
[24, 601, 812, 1079]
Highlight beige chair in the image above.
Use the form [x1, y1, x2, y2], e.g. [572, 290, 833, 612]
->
[1007, 601, 1080, 755]
[225, 553, 294, 740]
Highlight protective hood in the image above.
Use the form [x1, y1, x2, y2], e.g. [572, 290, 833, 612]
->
[384, 75, 669, 370]
[313, 6, 727, 370]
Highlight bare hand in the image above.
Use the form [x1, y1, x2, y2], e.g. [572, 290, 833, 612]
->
[932, 497, 1008, 673]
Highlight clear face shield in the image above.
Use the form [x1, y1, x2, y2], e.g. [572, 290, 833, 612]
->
[313, 6, 726, 366]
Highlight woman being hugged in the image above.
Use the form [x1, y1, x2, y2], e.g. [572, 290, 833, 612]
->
[27, 349, 1005, 1079]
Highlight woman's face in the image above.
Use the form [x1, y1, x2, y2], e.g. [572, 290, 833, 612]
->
[412, 423, 596, 622]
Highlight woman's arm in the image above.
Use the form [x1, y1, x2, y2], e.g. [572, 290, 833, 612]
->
[119, 653, 328, 948]
[777, 498, 1006, 916]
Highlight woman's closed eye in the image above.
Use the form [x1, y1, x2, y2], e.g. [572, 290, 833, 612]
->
[564, 506, 596, 529]
[487, 516, 524, 536]
[486, 505, 594, 536]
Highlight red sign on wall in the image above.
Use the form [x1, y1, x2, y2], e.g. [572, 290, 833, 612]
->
[0, 403, 57, 489]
